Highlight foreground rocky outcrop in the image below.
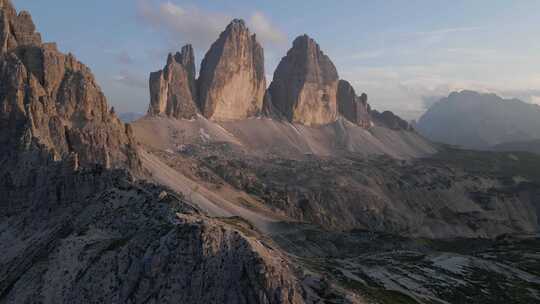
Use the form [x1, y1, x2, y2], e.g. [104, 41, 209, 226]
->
[337, 80, 371, 128]
[0, 0, 140, 171]
[0, 168, 304, 304]
[197, 19, 266, 121]
[148, 44, 199, 119]
[267, 35, 339, 126]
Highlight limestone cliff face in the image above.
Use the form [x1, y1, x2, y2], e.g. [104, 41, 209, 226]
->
[267, 35, 339, 126]
[0, 0, 140, 171]
[197, 19, 266, 121]
[148, 44, 199, 119]
[337, 80, 371, 128]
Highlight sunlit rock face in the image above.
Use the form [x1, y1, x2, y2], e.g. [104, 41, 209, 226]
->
[267, 34, 339, 126]
[197, 19, 266, 121]
[148, 44, 199, 119]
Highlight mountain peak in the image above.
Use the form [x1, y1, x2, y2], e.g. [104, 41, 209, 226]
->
[197, 18, 266, 120]
[418, 90, 540, 148]
[227, 18, 246, 28]
[266, 34, 339, 125]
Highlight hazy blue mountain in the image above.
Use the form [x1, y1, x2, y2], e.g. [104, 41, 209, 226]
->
[417, 90, 540, 149]
[118, 112, 144, 123]
[493, 139, 540, 155]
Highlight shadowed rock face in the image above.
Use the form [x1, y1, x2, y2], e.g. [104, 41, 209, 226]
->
[0, 168, 305, 304]
[337, 80, 371, 128]
[267, 35, 339, 126]
[0, 0, 140, 171]
[148, 44, 199, 119]
[198, 19, 266, 121]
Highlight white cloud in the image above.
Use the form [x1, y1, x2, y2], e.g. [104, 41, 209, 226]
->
[248, 12, 286, 46]
[414, 26, 483, 36]
[137, 0, 229, 50]
[340, 60, 540, 120]
[136, 1, 286, 51]
[531, 96, 540, 105]
[113, 70, 147, 89]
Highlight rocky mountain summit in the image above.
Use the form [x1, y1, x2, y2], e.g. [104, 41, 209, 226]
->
[198, 19, 266, 120]
[267, 35, 339, 126]
[148, 19, 266, 122]
[148, 44, 199, 119]
[145, 20, 413, 134]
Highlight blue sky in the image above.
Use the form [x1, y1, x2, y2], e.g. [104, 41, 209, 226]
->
[12, 0, 540, 119]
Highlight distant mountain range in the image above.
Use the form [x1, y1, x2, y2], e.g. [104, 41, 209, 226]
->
[493, 139, 540, 155]
[118, 112, 144, 123]
[417, 90, 540, 149]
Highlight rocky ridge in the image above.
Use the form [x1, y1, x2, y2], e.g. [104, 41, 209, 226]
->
[371, 110, 413, 131]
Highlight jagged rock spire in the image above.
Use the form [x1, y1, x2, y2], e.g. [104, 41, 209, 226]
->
[337, 80, 372, 128]
[197, 19, 266, 121]
[148, 44, 199, 119]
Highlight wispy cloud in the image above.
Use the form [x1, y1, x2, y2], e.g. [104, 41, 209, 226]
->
[137, 0, 229, 50]
[103, 49, 136, 65]
[413, 26, 483, 36]
[248, 12, 287, 46]
[114, 51, 135, 65]
[113, 70, 147, 89]
[136, 1, 286, 51]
